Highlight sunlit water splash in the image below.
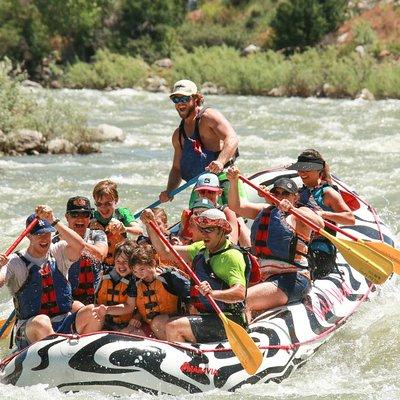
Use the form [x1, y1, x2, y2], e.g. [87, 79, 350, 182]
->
[0, 89, 399, 399]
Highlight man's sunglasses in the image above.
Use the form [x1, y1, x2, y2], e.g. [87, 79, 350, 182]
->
[171, 95, 191, 104]
[68, 211, 91, 218]
[271, 189, 291, 196]
[198, 226, 218, 234]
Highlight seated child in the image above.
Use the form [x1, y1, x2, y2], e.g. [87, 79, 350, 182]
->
[127, 243, 191, 340]
[92, 240, 137, 331]
[90, 179, 143, 266]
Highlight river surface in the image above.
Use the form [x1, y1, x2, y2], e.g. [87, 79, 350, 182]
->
[0, 89, 399, 399]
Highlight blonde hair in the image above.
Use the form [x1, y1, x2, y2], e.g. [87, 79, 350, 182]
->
[129, 243, 157, 268]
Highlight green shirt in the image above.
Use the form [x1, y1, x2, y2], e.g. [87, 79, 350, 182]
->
[187, 240, 246, 288]
[93, 207, 136, 227]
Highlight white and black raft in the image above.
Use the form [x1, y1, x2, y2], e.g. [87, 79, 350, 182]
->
[0, 168, 397, 396]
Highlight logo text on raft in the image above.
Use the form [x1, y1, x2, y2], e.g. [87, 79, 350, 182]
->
[180, 362, 219, 376]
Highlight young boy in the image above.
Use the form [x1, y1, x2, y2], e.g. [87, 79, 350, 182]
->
[128, 243, 191, 340]
[90, 179, 143, 266]
[92, 240, 137, 331]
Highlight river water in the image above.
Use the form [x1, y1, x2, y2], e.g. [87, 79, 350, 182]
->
[0, 89, 399, 399]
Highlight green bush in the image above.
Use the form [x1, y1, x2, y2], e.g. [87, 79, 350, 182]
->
[271, 0, 347, 50]
[0, 57, 93, 144]
[63, 49, 149, 89]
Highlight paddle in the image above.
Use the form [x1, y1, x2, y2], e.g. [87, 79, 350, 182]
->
[239, 175, 393, 284]
[323, 219, 400, 275]
[0, 216, 39, 339]
[148, 221, 263, 375]
[133, 173, 203, 220]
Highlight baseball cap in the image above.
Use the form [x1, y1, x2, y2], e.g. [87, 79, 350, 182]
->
[170, 79, 198, 98]
[193, 209, 232, 233]
[26, 214, 56, 235]
[66, 196, 92, 213]
[190, 198, 215, 210]
[194, 173, 221, 192]
[288, 154, 325, 171]
[271, 178, 298, 194]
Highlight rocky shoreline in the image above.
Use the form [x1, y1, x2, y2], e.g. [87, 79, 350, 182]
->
[0, 123, 125, 157]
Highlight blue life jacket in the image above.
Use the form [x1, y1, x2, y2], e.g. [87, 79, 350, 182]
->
[190, 247, 245, 315]
[179, 108, 238, 182]
[68, 255, 102, 305]
[250, 206, 308, 267]
[14, 252, 73, 320]
[299, 183, 337, 254]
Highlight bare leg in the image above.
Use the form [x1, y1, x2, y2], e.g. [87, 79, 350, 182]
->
[25, 314, 54, 344]
[165, 317, 196, 342]
[150, 314, 170, 340]
[75, 304, 103, 333]
[71, 300, 85, 313]
[246, 282, 288, 312]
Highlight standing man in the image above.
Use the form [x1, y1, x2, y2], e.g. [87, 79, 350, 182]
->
[0, 205, 102, 350]
[159, 79, 239, 203]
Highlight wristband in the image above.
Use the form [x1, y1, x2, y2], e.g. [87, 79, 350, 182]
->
[51, 218, 60, 227]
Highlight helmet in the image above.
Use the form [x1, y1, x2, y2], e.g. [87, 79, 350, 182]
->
[193, 209, 232, 233]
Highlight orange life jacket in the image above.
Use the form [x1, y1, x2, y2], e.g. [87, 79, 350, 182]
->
[96, 272, 133, 325]
[135, 276, 179, 324]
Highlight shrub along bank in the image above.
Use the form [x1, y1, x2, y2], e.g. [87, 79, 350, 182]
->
[61, 45, 400, 99]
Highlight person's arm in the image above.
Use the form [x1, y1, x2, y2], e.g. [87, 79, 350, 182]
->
[160, 129, 183, 202]
[197, 282, 246, 303]
[92, 296, 136, 319]
[83, 230, 108, 261]
[224, 207, 239, 244]
[141, 209, 191, 264]
[125, 223, 143, 236]
[0, 253, 9, 287]
[322, 188, 356, 225]
[204, 109, 238, 174]
[226, 166, 264, 219]
[36, 205, 84, 262]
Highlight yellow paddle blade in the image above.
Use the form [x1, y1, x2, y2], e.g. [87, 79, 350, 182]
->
[0, 316, 15, 339]
[219, 313, 263, 375]
[320, 230, 393, 284]
[362, 241, 400, 275]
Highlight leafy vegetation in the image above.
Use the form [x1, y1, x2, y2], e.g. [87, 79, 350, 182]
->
[0, 58, 93, 144]
[0, 0, 400, 98]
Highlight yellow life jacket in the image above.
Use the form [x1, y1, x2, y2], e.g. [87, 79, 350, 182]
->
[96, 272, 132, 325]
[89, 219, 126, 266]
[136, 276, 179, 324]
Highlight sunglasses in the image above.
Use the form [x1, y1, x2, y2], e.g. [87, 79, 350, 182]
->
[68, 211, 91, 218]
[171, 95, 191, 104]
[95, 201, 114, 208]
[198, 226, 218, 234]
[271, 189, 292, 196]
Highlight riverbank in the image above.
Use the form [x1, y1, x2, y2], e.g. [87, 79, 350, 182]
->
[0, 59, 125, 156]
[40, 43, 398, 100]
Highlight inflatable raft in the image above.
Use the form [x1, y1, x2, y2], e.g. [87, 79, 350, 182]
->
[0, 168, 396, 396]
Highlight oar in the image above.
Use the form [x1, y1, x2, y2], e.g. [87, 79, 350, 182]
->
[322, 220, 400, 275]
[148, 221, 263, 375]
[0, 216, 39, 339]
[133, 173, 203, 220]
[239, 175, 393, 285]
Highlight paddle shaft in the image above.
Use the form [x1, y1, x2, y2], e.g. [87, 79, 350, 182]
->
[5, 217, 39, 256]
[149, 221, 223, 315]
[0, 217, 39, 338]
[239, 175, 323, 232]
[133, 173, 203, 220]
